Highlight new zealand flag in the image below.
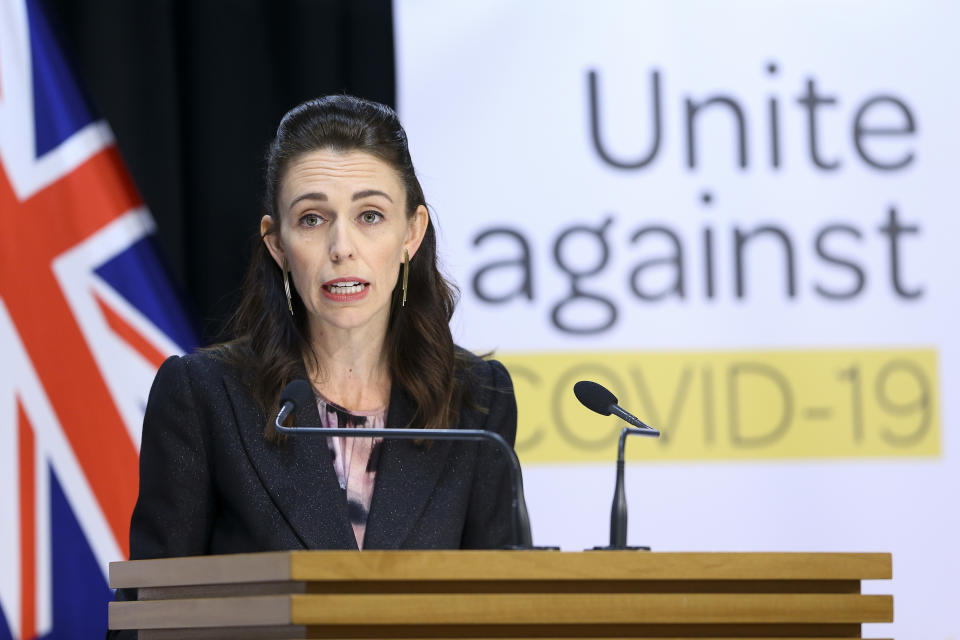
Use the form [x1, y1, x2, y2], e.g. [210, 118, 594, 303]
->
[0, 0, 196, 636]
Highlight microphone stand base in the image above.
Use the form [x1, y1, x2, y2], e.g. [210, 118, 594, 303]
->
[503, 545, 561, 551]
[589, 545, 651, 551]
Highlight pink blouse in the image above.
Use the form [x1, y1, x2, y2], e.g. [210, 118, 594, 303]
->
[316, 393, 386, 549]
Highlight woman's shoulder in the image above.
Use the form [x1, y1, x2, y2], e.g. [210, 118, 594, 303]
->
[452, 347, 517, 437]
[454, 346, 514, 395]
[153, 344, 249, 389]
[144, 347, 257, 427]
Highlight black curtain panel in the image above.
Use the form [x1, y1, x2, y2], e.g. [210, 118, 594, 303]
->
[42, 0, 396, 342]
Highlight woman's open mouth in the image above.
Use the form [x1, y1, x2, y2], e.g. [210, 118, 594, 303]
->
[321, 278, 371, 302]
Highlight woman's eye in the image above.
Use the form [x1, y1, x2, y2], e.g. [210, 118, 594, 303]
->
[301, 213, 322, 227]
[360, 211, 383, 224]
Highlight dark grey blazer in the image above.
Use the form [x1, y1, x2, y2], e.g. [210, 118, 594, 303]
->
[128, 349, 518, 560]
[109, 349, 518, 638]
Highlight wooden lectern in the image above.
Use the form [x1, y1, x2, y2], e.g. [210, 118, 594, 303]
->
[109, 551, 892, 638]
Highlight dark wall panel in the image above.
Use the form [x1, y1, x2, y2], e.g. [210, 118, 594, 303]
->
[42, 0, 396, 341]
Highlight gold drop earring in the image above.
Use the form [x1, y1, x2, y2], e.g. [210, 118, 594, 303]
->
[402, 250, 410, 307]
[282, 257, 293, 316]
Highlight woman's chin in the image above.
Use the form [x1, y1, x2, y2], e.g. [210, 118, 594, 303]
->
[307, 306, 386, 335]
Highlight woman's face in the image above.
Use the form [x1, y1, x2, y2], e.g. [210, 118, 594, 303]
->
[262, 149, 428, 336]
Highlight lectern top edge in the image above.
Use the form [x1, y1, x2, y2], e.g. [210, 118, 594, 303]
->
[109, 550, 892, 589]
[109, 550, 293, 589]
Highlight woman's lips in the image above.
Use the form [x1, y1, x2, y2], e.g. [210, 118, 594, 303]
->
[321, 278, 370, 302]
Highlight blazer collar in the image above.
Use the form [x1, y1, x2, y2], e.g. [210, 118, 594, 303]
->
[223, 371, 357, 550]
[222, 365, 455, 551]
[363, 383, 454, 550]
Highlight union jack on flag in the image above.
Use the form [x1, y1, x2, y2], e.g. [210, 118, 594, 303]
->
[0, 0, 196, 637]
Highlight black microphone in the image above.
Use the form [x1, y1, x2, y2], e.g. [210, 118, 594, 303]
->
[274, 379, 536, 550]
[573, 380, 660, 550]
[276, 378, 311, 426]
[573, 381, 660, 436]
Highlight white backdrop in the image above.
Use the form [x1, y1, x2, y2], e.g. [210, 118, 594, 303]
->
[396, 1, 959, 636]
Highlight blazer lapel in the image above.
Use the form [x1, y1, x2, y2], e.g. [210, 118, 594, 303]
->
[363, 384, 454, 550]
[223, 373, 356, 550]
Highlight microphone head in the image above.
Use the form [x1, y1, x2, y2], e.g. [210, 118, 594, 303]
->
[573, 380, 618, 416]
[279, 379, 315, 411]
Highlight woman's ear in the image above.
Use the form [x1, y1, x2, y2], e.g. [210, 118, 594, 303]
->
[404, 205, 429, 259]
[260, 215, 284, 267]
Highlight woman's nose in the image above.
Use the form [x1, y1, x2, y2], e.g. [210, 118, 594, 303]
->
[328, 219, 356, 262]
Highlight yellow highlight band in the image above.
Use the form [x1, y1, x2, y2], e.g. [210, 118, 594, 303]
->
[500, 349, 939, 463]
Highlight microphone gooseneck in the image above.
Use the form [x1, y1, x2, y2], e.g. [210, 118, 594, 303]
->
[273, 380, 536, 550]
[611, 457, 627, 547]
[574, 380, 661, 550]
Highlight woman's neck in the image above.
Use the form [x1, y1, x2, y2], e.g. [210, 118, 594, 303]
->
[306, 322, 391, 413]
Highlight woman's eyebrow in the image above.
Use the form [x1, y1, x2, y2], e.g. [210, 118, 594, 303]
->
[353, 189, 393, 202]
[288, 192, 327, 210]
[288, 189, 393, 211]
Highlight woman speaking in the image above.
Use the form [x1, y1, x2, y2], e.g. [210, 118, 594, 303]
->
[126, 95, 519, 562]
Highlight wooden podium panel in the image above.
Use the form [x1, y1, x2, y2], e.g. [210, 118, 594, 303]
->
[109, 551, 893, 639]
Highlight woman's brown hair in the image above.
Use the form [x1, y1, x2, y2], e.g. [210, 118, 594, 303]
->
[214, 95, 462, 437]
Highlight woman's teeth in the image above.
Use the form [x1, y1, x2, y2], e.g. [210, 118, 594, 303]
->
[328, 282, 365, 294]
